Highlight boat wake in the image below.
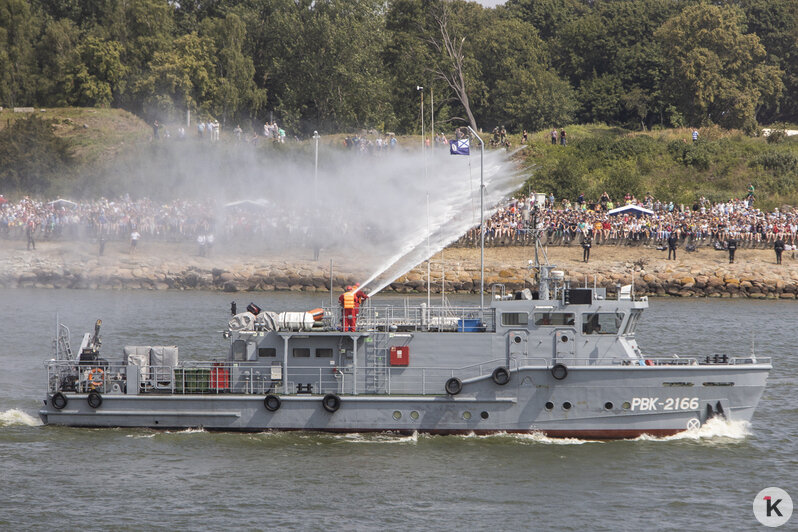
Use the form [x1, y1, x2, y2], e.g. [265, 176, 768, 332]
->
[0, 409, 42, 427]
[632, 417, 751, 443]
[332, 431, 420, 444]
[463, 431, 601, 445]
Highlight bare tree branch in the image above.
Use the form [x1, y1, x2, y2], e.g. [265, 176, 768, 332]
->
[426, 3, 478, 132]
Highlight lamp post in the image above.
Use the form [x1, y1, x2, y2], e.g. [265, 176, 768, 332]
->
[466, 126, 485, 312]
[416, 86, 424, 153]
[313, 130, 320, 202]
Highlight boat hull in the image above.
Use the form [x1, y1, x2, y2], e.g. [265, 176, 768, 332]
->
[40, 365, 769, 439]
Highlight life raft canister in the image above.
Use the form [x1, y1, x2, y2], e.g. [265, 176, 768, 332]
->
[87, 368, 104, 389]
[308, 308, 324, 322]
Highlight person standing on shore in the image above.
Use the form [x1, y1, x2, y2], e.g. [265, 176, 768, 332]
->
[582, 234, 592, 263]
[667, 232, 678, 260]
[774, 236, 785, 264]
[727, 235, 737, 264]
[129, 230, 140, 255]
[26, 220, 36, 250]
[551, 129, 557, 145]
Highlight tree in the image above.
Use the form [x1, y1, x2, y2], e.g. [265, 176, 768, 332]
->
[36, 18, 81, 107]
[474, 11, 575, 131]
[0, 0, 38, 107]
[133, 32, 215, 120]
[67, 36, 127, 107]
[655, 3, 784, 129]
[201, 12, 267, 124]
[428, 1, 481, 132]
[737, 0, 798, 123]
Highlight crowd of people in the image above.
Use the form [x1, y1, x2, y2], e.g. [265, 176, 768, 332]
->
[461, 189, 798, 252]
[2, 188, 797, 258]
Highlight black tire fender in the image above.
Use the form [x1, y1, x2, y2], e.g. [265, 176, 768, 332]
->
[551, 363, 568, 381]
[322, 393, 341, 413]
[445, 377, 462, 395]
[264, 394, 281, 412]
[87, 390, 103, 409]
[492, 366, 511, 386]
[51, 392, 68, 410]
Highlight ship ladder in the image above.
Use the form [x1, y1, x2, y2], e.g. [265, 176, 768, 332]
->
[364, 334, 389, 394]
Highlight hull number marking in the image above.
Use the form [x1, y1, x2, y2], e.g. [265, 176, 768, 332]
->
[630, 397, 699, 411]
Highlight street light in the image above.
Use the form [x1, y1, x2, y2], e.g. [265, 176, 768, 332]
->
[466, 125, 485, 313]
[313, 130, 320, 202]
[416, 86, 424, 153]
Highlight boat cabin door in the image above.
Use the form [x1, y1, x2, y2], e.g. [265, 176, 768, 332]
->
[508, 330, 528, 361]
[554, 329, 576, 362]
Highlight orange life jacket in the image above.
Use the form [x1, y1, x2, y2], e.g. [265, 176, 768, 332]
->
[343, 291, 355, 309]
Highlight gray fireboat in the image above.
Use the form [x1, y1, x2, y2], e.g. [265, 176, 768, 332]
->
[40, 251, 771, 438]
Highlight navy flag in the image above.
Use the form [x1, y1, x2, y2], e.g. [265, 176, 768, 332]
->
[449, 138, 470, 155]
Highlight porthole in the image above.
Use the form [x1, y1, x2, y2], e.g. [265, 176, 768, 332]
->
[604, 401, 614, 410]
[622, 401, 631, 410]
[561, 336, 568, 342]
[545, 401, 554, 410]
[562, 401, 572, 410]
[463, 411, 472, 420]
[410, 411, 419, 420]
[480, 411, 489, 419]
[392, 411, 402, 420]
[514, 336, 522, 344]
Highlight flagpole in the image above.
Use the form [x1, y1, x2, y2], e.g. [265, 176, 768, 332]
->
[466, 126, 485, 314]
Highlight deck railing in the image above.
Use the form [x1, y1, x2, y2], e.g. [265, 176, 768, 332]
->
[45, 355, 771, 397]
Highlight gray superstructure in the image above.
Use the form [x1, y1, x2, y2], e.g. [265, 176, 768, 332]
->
[39, 263, 771, 438]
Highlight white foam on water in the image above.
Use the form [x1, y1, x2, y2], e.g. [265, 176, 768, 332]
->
[0, 409, 42, 427]
[504, 431, 602, 445]
[163, 427, 207, 435]
[631, 417, 751, 442]
[332, 431, 420, 444]
[126, 433, 156, 439]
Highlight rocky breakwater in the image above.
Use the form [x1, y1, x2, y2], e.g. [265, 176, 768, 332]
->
[2, 245, 797, 299]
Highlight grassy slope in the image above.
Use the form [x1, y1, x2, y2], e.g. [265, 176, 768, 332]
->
[0, 107, 150, 167]
[514, 124, 798, 210]
[3, 108, 797, 208]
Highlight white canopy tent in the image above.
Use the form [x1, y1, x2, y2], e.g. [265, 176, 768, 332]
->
[607, 204, 654, 217]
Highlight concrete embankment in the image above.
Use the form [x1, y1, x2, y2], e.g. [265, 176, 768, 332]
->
[1, 241, 797, 299]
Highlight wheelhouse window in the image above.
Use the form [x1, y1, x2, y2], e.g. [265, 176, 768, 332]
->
[292, 348, 311, 358]
[533, 312, 575, 326]
[501, 312, 529, 326]
[258, 347, 276, 358]
[582, 312, 625, 335]
[315, 348, 333, 358]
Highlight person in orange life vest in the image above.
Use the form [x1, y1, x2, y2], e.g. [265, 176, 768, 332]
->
[339, 285, 368, 331]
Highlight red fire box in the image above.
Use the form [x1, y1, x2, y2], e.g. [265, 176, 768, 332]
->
[390, 346, 409, 366]
[210, 363, 229, 390]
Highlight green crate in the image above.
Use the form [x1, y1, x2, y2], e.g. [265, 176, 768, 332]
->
[174, 368, 211, 393]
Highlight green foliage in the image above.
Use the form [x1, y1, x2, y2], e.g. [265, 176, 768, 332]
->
[655, 3, 784, 130]
[2, 0, 798, 138]
[0, 115, 74, 194]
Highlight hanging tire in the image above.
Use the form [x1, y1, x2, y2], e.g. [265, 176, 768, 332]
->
[492, 366, 511, 386]
[322, 393, 341, 413]
[445, 377, 462, 395]
[551, 363, 568, 381]
[264, 394, 281, 412]
[87, 390, 103, 409]
[51, 392, 68, 410]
